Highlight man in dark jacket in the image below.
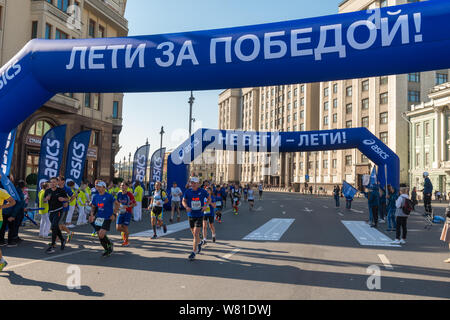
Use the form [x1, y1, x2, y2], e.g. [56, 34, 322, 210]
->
[422, 172, 433, 216]
[366, 186, 380, 228]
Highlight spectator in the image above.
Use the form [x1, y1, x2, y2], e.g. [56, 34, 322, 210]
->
[333, 185, 340, 208]
[392, 187, 410, 245]
[411, 187, 418, 211]
[422, 172, 433, 216]
[368, 187, 380, 228]
[10, 180, 26, 245]
[386, 185, 398, 232]
[379, 187, 386, 224]
[38, 182, 51, 238]
[441, 204, 450, 263]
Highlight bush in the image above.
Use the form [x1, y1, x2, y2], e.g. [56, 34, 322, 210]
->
[26, 173, 38, 186]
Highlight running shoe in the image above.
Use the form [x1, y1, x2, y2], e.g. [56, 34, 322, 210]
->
[0, 260, 7, 272]
[169, 218, 173, 224]
[202, 240, 207, 246]
[218, 220, 222, 224]
[67, 232, 74, 243]
[102, 250, 110, 257]
[46, 246, 56, 254]
[391, 239, 401, 245]
[91, 232, 98, 237]
[163, 224, 167, 233]
[151, 234, 157, 239]
[61, 239, 66, 251]
[212, 236, 216, 243]
[399, 239, 406, 244]
[109, 242, 114, 254]
[121, 241, 130, 247]
[197, 241, 203, 254]
[188, 252, 196, 261]
[6, 242, 17, 248]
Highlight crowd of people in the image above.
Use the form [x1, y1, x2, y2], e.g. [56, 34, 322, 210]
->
[0, 170, 449, 270]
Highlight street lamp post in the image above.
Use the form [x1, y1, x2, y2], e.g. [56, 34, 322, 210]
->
[188, 91, 195, 136]
[119, 160, 122, 179]
[160, 126, 165, 186]
[128, 152, 132, 182]
[123, 156, 126, 180]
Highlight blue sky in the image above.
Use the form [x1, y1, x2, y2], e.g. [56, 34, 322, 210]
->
[117, 0, 341, 162]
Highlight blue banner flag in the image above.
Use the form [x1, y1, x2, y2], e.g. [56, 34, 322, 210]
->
[36, 125, 67, 197]
[64, 130, 91, 188]
[1, 128, 16, 176]
[342, 181, 358, 200]
[132, 144, 151, 185]
[150, 148, 166, 184]
[0, 174, 19, 201]
[368, 167, 378, 189]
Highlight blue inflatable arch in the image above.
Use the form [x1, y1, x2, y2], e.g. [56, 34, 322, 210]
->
[0, 0, 448, 182]
[167, 128, 400, 191]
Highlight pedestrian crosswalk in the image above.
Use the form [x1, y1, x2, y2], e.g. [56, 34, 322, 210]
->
[243, 218, 295, 241]
[342, 221, 400, 247]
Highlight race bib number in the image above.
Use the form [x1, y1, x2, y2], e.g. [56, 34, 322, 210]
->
[95, 217, 105, 227]
[216, 201, 222, 206]
[155, 200, 163, 207]
[234, 198, 238, 202]
[191, 200, 201, 210]
[119, 205, 127, 214]
[204, 206, 210, 213]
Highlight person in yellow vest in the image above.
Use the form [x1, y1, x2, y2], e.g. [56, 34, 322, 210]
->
[0, 187, 17, 271]
[76, 184, 87, 225]
[84, 184, 92, 215]
[113, 184, 120, 198]
[38, 182, 51, 238]
[133, 182, 144, 222]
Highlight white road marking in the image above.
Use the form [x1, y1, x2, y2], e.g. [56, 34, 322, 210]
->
[282, 211, 286, 215]
[243, 219, 295, 241]
[303, 208, 313, 213]
[351, 209, 364, 213]
[222, 248, 241, 259]
[4, 249, 90, 271]
[342, 221, 400, 247]
[378, 254, 394, 270]
[323, 206, 329, 209]
[337, 212, 344, 217]
[280, 205, 284, 208]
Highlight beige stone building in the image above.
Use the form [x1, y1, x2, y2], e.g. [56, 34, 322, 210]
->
[0, 0, 128, 183]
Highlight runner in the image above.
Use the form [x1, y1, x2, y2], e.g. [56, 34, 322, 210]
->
[258, 183, 263, 200]
[116, 182, 136, 247]
[89, 181, 100, 236]
[57, 177, 75, 242]
[220, 184, 227, 209]
[89, 180, 119, 257]
[44, 177, 70, 254]
[148, 181, 168, 239]
[170, 181, 182, 223]
[243, 185, 248, 201]
[248, 185, 255, 211]
[0, 187, 16, 271]
[76, 183, 87, 226]
[182, 177, 211, 261]
[202, 187, 217, 244]
[65, 180, 78, 229]
[232, 184, 241, 215]
[214, 191, 223, 224]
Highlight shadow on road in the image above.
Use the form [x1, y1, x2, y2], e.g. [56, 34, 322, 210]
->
[0, 271, 104, 297]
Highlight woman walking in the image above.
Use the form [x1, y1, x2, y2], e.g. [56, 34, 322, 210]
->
[392, 187, 410, 245]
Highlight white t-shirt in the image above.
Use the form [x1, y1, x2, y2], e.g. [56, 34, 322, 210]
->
[248, 189, 254, 200]
[171, 187, 182, 202]
[258, 184, 263, 191]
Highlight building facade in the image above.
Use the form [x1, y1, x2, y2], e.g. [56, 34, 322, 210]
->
[0, 0, 128, 183]
[407, 82, 450, 196]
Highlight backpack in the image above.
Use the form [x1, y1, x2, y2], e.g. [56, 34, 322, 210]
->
[402, 198, 414, 215]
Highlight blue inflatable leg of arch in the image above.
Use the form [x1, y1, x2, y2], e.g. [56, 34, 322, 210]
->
[0, 0, 448, 173]
[167, 128, 400, 193]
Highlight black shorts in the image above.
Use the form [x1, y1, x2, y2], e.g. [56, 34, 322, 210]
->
[93, 218, 112, 231]
[203, 215, 214, 224]
[248, 199, 254, 203]
[189, 217, 203, 229]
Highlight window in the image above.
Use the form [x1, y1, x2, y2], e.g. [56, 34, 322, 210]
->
[300, 85, 305, 93]
[287, 115, 291, 123]
[333, 83, 338, 93]
[408, 90, 420, 103]
[300, 123, 304, 131]
[89, 20, 96, 38]
[380, 112, 388, 124]
[55, 29, 68, 39]
[333, 98, 338, 108]
[293, 113, 297, 121]
[346, 120, 352, 128]
[362, 116, 369, 128]
[416, 153, 420, 167]
[324, 101, 329, 111]
[300, 97, 304, 106]
[380, 0, 387, 7]
[323, 160, 329, 169]
[333, 113, 337, 123]
[361, 98, 369, 110]
[294, 88, 298, 97]
[380, 76, 388, 85]
[345, 155, 352, 166]
[99, 25, 105, 38]
[28, 120, 52, 137]
[362, 80, 369, 91]
[57, 0, 69, 12]
[346, 103, 352, 114]
[84, 93, 91, 108]
[408, 72, 420, 82]
[287, 103, 291, 111]
[324, 87, 329, 97]
[380, 131, 388, 144]
[436, 73, 448, 85]
[346, 86, 352, 97]
[332, 159, 337, 169]
[380, 92, 388, 104]
[299, 162, 303, 170]
[425, 152, 430, 166]
[31, 21, 38, 39]
[323, 116, 329, 126]
[425, 121, 430, 136]
[300, 110, 304, 119]
[92, 131, 100, 146]
[293, 125, 298, 131]
[113, 101, 119, 119]
[294, 101, 298, 109]
[361, 155, 369, 163]
[415, 123, 420, 138]
[45, 23, 52, 39]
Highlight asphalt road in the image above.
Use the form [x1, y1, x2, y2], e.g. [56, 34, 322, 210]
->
[0, 192, 449, 300]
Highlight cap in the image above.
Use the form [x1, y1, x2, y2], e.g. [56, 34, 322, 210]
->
[190, 177, 200, 183]
[423, 172, 429, 177]
[96, 181, 107, 188]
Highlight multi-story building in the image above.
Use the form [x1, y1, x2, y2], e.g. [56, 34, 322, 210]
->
[313, 0, 448, 192]
[407, 82, 450, 196]
[216, 84, 320, 189]
[190, 149, 216, 182]
[0, 0, 128, 183]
